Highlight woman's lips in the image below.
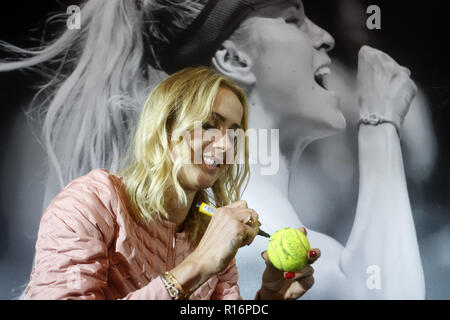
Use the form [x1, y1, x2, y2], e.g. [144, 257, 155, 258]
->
[314, 65, 331, 90]
[201, 155, 221, 172]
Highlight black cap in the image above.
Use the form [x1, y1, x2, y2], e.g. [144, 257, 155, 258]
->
[157, 0, 292, 74]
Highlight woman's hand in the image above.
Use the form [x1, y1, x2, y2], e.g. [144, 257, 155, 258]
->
[357, 45, 417, 128]
[259, 228, 321, 300]
[170, 200, 259, 297]
[192, 200, 260, 276]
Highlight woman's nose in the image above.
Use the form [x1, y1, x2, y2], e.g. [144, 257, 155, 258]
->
[306, 18, 335, 52]
[212, 130, 233, 153]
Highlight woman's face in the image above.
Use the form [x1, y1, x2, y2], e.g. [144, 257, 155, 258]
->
[178, 87, 244, 192]
[245, 0, 346, 139]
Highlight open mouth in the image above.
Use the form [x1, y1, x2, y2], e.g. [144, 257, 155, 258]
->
[203, 155, 220, 170]
[314, 66, 331, 90]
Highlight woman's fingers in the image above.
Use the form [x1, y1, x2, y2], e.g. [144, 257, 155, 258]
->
[400, 66, 411, 77]
[297, 227, 321, 264]
[308, 248, 321, 264]
[227, 200, 248, 209]
[239, 209, 260, 246]
[286, 274, 315, 299]
[295, 275, 315, 296]
[261, 247, 321, 270]
[222, 201, 261, 229]
[283, 265, 314, 281]
[217, 205, 259, 247]
[196, 201, 260, 274]
[215, 206, 259, 229]
[240, 223, 259, 247]
[283, 266, 316, 299]
[357, 45, 416, 125]
[282, 276, 315, 300]
[261, 250, 274, 268]
[259, 227, 319, 300]
[243, 209, 259, 226]
[299, 227, 307, 236]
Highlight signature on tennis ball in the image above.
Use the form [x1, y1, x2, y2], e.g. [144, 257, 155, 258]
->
[267, 227, 310, 272]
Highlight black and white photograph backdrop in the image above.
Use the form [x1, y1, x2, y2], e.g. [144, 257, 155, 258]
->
[0, 0, 449, 300]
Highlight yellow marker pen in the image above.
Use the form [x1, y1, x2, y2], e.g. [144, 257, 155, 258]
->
[196, 202, 271, 238]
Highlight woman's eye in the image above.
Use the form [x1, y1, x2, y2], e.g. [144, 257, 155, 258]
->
[202, 123, 214, 130]
[285, 16, 300, 25]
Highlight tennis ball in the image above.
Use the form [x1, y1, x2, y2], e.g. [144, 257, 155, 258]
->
[267, 227, 311, 272]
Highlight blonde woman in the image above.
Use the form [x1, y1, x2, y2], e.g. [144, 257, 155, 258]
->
[24, 67, 319, 300]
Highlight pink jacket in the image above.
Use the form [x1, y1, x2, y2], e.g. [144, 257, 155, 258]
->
[25, 169, 243, 300]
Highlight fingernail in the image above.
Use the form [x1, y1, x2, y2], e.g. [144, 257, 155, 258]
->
[308, 250, 317, 258]
[284, 272, 295, 279]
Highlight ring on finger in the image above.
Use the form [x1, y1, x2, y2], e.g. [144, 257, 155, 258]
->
[244, 214, 254, 226]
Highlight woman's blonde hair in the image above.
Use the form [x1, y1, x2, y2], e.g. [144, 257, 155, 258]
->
[118, 67, 249, 244]
[0, 0, 252, 211]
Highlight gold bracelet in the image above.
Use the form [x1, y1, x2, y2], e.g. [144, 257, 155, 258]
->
[160, 271, 187, 300]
